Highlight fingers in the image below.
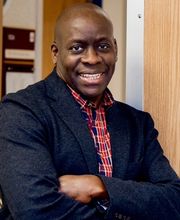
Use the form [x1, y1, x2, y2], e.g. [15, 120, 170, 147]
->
[58, 174, 108, 203]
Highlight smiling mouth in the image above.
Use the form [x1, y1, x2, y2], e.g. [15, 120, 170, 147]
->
[79, 73, 103, 80]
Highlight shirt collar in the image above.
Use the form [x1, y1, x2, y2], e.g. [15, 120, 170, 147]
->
[67, 85, 114, 109]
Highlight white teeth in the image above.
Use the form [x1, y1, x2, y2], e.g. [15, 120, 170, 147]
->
[80, 73, 102, 80]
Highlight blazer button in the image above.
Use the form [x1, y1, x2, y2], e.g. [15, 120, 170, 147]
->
[115, 213, 123, 219]
[115, 213, 131, 220]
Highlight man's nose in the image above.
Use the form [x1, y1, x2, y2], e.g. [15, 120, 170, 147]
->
[81, 48, 102, 64]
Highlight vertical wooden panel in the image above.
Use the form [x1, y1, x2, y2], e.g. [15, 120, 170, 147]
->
[0, 0, 2, 98]
[144, 0, 180, 175]
[42, 0, 87, 79]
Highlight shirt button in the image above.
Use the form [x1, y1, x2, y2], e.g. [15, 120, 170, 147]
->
[88, 102, 93, 107]
[115, 214, 131, 220]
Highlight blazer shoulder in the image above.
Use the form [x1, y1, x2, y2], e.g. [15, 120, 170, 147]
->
[113, 101, 154, 125]
[114, 101, 149, 116]
[0, 70, 60, 107]
[1, 79, 45, 107]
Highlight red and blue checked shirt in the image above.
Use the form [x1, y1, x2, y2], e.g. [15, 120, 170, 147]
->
[68, 86, 114, 177]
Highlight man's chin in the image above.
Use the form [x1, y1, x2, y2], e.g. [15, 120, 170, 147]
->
[80, 89, 104, 104]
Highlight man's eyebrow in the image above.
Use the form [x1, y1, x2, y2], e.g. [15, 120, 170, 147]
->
[68, 37, 111, 43]
[67, 39, 87, 44]
[97, 37, 111, 42]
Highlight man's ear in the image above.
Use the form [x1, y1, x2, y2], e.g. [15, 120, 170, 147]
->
[51, 42, 58, 65]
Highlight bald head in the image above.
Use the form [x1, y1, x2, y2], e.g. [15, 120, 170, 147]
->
[54, 3, 113, 42]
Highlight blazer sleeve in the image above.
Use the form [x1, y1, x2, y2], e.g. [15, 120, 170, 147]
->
[0, 99, 99, 220]
[99, 112, 180, 220]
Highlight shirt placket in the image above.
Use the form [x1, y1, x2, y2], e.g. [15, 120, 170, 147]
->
[91, 107, 112, 177]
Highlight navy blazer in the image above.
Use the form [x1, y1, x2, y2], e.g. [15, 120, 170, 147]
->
[0, 70, 180, 220]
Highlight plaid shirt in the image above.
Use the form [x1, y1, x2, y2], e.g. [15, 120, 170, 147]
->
[68, 86, 114, 177]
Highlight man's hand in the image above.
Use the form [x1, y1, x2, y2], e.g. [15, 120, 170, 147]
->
[58, 175, 108, 204]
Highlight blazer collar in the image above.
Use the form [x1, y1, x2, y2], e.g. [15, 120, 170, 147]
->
[44, 70, 99, 174]
[106, 103, 131, 178]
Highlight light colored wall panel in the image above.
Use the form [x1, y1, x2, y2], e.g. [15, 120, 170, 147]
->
[3, 0, 36, 29]
[144, 0, 180, 175]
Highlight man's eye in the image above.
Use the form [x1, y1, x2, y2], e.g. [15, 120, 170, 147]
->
[98, 43, 111, 51]
[70, 45, 84, 53]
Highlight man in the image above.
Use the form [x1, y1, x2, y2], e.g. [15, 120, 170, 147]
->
[0, 3, 180, 220]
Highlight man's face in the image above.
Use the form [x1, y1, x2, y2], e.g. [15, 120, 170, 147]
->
[52, 14, 117, 104]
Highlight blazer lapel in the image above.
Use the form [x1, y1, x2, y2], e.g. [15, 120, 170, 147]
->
[106, 103, 131, 178]
[45, 71, 99, 174]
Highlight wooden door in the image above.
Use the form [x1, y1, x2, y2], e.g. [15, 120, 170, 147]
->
[144, 0, 180, 175]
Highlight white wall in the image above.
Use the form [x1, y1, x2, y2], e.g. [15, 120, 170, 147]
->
[3, 0, 36, 29]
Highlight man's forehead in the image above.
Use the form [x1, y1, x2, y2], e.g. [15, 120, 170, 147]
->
[66, 15, 109, 27]
[60, 16, 113, 41]
[61, 11, 112, 33]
